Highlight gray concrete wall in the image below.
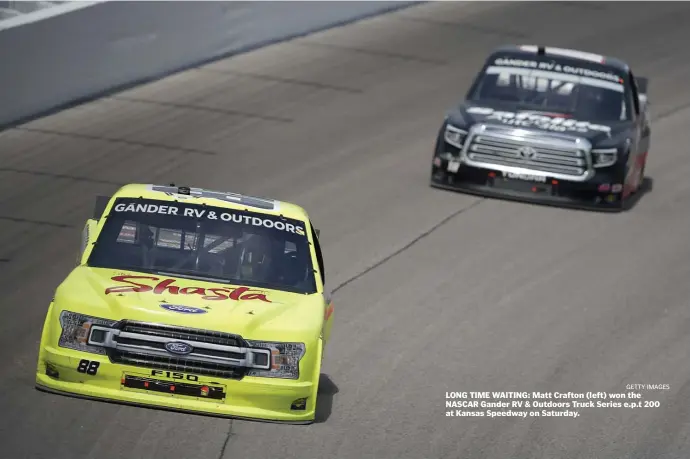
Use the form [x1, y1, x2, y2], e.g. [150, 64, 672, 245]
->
[0, 1, 417, 129]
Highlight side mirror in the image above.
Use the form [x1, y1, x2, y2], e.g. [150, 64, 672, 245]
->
[635, 77, 649, 113]
[93, 195, 111, 219]
[315, 229, 321, 238]
[639, 94, 649, 111]
[78, 219, 98, 265]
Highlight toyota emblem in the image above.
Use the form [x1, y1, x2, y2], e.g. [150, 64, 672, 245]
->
[517, 146, 537, 159]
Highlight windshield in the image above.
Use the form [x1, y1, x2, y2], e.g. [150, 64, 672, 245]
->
[88, 198, 317, 294]
[470, 57, 630, 122]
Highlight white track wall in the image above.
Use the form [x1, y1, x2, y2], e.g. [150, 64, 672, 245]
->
[0, 1, 416, 128]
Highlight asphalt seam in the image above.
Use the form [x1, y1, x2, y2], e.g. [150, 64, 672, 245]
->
[0, 215, 73, 228]
[296, 41, 448, 65]
[14, 127, 218, 156]
[656, 100, 690, 121]
[332, 197, 485, 294]
[217, 420, 234, 459]
[391, 16, 529, 38]
[0, 167, 125, 186]
[197, 68, 363, 94]
[111, 96, 294, 123]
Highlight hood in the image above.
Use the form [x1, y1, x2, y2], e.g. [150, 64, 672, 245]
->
[53, 267, 324, 341]
[447, 101, 631, 144]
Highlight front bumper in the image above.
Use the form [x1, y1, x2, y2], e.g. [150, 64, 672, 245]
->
[430, 158, 626, 212]
[36, 342, 321, 424]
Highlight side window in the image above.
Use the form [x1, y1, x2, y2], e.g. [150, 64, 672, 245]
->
[310, 225, 325, 285]
[628, 71, 640, 117]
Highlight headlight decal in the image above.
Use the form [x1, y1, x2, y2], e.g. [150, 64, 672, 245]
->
[58, 311, 117, 355]
[591, 148, 618, 168]
[245, 341, 306, 380]
[444, 124, 468, 149]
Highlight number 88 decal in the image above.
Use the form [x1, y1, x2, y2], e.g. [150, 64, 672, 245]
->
[77, 359, 100, 375]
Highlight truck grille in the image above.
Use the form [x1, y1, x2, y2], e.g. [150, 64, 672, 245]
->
[120, 322, 243, 347]
[110, 350, 246, 380]
[88, 321, 271, 380]
[462, 124, 593, 181]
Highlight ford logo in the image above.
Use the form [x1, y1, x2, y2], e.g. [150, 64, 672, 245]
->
[165, 341, 193, 355]
[160, 304, 207, 314]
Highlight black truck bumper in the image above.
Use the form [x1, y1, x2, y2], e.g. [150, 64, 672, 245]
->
[430, 159, 627, 212]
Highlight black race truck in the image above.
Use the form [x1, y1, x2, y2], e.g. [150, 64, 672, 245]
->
[430, 45, 651, 211]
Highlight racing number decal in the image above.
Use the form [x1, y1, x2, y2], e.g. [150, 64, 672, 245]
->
[77, 359, 100, 375]
[151, 370, 199, 381]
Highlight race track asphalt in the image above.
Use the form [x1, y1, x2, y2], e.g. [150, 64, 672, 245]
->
[1, 2, 689, 458]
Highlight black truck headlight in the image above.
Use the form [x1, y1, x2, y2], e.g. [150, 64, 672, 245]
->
[58, 311, 117, 355]
[443, 124, 468, 149]
[245, 341, 306, 380]
[591, 148, 618, 168]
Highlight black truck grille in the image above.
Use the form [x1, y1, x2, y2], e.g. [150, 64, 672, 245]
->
[109, 350, 246, 379]
[120, 322, 244, 347]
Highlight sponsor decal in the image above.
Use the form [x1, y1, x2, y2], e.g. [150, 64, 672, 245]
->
[502, 171, 547, 183]
[611, 184, 623, 193]
[467, 106, 611, 133]
[112, 202, 305, 236]
[160, 304, 208, 314]
[105, 275, 272, 303]
[493, 58, 622, 83]
[447, 160, 461, 173]
[164, 341, 194, 355]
